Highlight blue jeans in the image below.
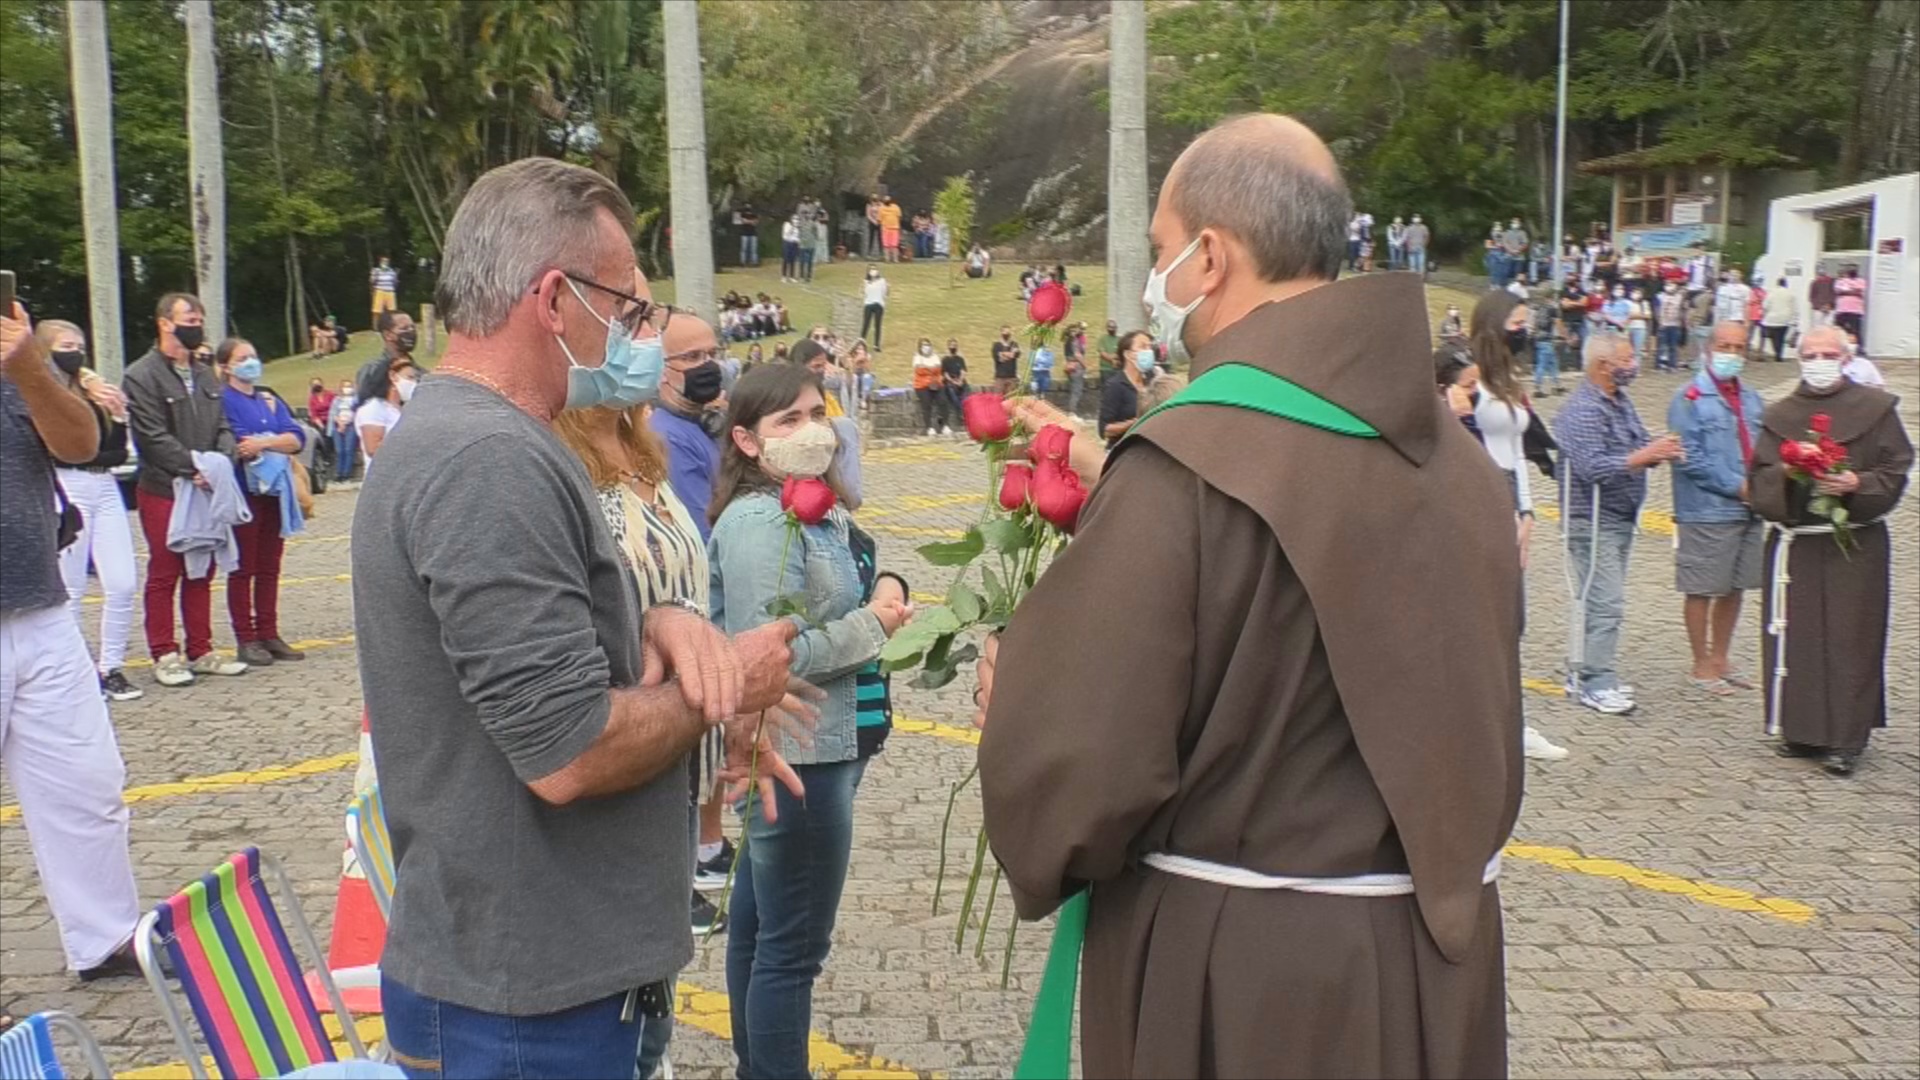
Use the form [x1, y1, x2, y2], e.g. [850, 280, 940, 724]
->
[1657, 325, 1685, 370]
[1408, 249, 1427, 274]
[1565, 517, 1636, 694]
[1486, 250, 1508, 286]
[1629, 325, 1647, 361]
[797, 247, 814, 282]
[382, 975, 641, 1079]
[741, 234, 758, 266]
[726, 758, 865, 1080]
[1532, 339, 1560, 391]
[1031, 370, 1052, 394]
[332, 425, 358, 480]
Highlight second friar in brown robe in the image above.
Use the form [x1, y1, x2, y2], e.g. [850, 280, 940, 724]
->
[981, 273, 1523, 1078]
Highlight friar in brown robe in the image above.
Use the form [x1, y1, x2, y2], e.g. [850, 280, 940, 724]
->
[979, 115, 1522, 1078]
[1748, 327, 1913, 775]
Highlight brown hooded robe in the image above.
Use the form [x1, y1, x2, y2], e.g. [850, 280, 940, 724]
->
[1749, 381, 1912, 751]
[980, 274, 1523, 1079]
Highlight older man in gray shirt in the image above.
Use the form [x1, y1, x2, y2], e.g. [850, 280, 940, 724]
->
[354, 158, 813, 1078]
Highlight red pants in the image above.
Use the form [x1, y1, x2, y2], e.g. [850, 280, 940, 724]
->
[136, 488, 213, 661]
[228, 493, 286, 644]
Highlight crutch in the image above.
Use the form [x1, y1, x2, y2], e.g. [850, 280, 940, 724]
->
[1561, 468, 1603, 692]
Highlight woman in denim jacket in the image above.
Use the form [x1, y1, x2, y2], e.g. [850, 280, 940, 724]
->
[707, 365, 912, 1079]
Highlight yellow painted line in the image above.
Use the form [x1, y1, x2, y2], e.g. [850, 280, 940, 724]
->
[1535, 502, 1676, 538]
[134, 533, 349, 560]
[0, 750, 359, 824]
[1523, 676, 1567, 698]
[866, 444, 968, 465]
[84, 572, 352, 606]
[892, 719, 1814, 923]
[856, 492, 984, 520]
[121, 633, 356, 670]
[1503, 842, 1815, 923]
[865, 523, 969, 540]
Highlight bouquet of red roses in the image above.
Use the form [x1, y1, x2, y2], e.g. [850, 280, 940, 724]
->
[879, 392, 1088, 984]
[1777, 412, 1855, 553]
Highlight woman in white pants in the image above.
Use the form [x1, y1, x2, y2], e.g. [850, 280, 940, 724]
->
[39, 320, 143, 701]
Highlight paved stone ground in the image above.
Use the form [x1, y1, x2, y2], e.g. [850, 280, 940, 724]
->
[3, 360, 1916, 1079]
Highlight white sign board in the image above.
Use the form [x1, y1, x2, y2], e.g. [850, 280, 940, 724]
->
[1671, 201, 1705, 226]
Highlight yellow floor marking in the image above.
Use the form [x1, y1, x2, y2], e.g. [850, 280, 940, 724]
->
[134, 533, 349, 561]
[893, 718, 1815, 923]
[866, 444, 968, 465]
[84, 573, 352, 606]
[856, 492, 984, 520]
[0, 751, 359, 824]
[864, 523, 968, 540]
[120, 633, 357, 670]
[1535, 502, 1676, 538]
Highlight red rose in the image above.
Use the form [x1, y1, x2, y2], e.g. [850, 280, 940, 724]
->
[1684, 385, 1701, 401]
[1030, 459, 1087, 534]
[998, 462, 1034, 511]
[1027, 423, 1074, 465]
[781, 475, 836, 526]
[1026, 281, 1071, 326]
[1817, 435, 1846, 467]
[1809, 413, 1832, 435]
[962, 393, 1013, 443]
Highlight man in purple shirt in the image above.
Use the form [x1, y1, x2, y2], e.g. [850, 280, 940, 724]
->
[650, 313, 726, 540]
[218, 338, 306, 667]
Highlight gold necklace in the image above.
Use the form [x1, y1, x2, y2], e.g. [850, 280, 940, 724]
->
[439, 365, 540, 416]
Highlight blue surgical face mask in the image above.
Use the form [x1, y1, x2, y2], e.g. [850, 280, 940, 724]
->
[1132, 348, 1157, 374]
[1708, 351, 1745, 381]
[232, 357, 263, 383]
[559, 279, 663, 411]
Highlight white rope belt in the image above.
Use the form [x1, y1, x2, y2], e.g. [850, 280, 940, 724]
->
[1142, 852, 1503, 897]
[1764, 516, 1886, 735]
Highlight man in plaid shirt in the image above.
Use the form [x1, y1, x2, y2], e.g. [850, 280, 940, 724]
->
[1557, 332, 1684, 715]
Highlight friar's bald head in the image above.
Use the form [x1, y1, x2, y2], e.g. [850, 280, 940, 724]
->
[1159, 113, 1352, 284]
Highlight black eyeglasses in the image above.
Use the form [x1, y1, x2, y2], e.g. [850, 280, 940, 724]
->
[561, 273, 672, 336]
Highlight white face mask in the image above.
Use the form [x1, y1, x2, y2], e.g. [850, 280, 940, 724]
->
[919, 345, 934, 357]
[1800, 358, 1844, 390]
[759, 420, 837, 479]
[396, 377, 417, 404]
[1142, 237, 1205, 366]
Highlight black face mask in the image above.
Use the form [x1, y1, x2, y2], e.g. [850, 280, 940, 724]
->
[51, 350, 87, 377]
[171, 324, 205, 352]
[682, 360, 724, 405]
[394, 330, 418, 353]
[1506, 329, 1530, 355]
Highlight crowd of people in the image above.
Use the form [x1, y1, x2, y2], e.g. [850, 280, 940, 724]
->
[0, 115, 1909, 1080]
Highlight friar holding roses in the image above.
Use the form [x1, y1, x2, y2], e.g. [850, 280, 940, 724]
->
[976, 114, 1521, 1078]
[1748, 326, 1912, 776]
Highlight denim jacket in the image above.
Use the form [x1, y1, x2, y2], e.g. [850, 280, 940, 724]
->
[709, 490, 885, 765]
[1667, 372, 1763, 524]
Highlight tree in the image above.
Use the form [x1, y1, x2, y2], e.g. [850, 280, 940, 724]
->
[933, 175, 975, 287]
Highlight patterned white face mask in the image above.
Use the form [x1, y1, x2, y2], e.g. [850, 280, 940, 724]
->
[759, 421, 837, 479]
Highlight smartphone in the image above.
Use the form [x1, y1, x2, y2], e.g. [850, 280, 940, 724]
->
[0, 269, 16, 316]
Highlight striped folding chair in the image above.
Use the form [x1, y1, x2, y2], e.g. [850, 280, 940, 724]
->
[344, 787, 394, 921]
[134, 848, 368, 1080]
[0, 1011, 112, 1079]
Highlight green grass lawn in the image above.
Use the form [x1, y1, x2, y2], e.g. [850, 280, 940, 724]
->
[261, 259, 1479, 392]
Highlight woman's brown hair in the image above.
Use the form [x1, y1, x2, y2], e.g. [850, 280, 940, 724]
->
[1468, 289, 1526, 410]
[709, 364, 824, 525]
[551, 404, 668, 489]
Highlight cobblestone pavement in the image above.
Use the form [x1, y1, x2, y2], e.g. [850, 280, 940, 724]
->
[4, 361, 1916, 1079]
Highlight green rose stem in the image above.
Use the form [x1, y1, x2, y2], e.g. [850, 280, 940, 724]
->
[975, 865, 1002, 959]
[707, 712, 763, 941]
[1000, 904, 1020, 989]
[932, 762, 980, 914]
[955, 827, 991, 951]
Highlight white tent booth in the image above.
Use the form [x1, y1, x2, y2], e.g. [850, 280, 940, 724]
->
[1757, 173, 1918, 359]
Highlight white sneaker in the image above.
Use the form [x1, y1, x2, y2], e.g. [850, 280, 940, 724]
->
[1578, 688, 1637, 715]
[926, 427, 937, 437]
[940, 426, 954, 437]
[153, 652, 196, 688]
[190, 653, 249, 677]
[1523, 726, 1570, 761]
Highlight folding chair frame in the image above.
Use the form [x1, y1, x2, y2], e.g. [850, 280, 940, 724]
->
[0, 1010, 113, 1080]
[134, 850, 368, 1080]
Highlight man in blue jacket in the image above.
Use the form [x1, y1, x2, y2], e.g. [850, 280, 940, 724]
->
[1667, 321, 1765, 695]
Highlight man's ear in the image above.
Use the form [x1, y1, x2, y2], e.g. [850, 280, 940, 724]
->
[531, 269, 568, 336]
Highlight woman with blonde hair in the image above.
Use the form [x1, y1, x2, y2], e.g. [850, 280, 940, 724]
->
[38, 319, 143, 700]
[550, 396, 721, 1080]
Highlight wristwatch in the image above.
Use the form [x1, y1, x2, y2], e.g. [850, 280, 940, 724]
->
[651, 597, 707, 620]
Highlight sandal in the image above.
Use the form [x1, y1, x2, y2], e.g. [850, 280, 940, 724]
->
[1721, 669, 1757, 691]
[1687, 676, 1734, 696]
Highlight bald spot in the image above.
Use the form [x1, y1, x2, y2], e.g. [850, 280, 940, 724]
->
[1799, 325, 1847, 357]
[663, 312, 717, 360]
[1711, 321, 1748, 350]
[1166, 113, 1340, 196]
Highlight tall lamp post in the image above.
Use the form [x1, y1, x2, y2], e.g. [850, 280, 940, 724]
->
[1550, 0, 1570, 287]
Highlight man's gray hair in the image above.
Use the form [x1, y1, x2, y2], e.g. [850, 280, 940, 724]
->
[435, 158, 636, 337]
[1582, 328, 1631, 369]
[1168, 117, 1352, 282]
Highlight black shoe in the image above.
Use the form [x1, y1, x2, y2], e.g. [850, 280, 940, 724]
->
[695, 838, 736, 893]
[1775, 740, 1823, 759]
[79, 941, 171, 982]
[262, 637, 306, 661]
[237, 641, 276, 667]
[101, 669, 144, 702]
[691, 893, 727, 936]
[1822, 751, 1859, 777]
